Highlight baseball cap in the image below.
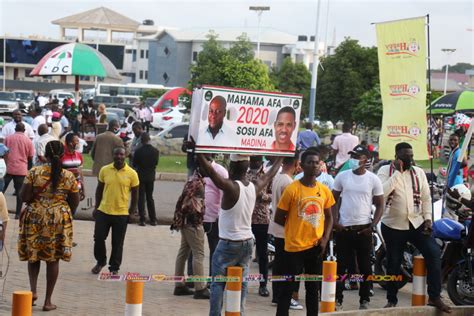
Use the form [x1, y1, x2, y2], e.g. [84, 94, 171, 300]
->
[52, 112, 61, 119]
[348, 145, 371, 158]
[230, 154, 250, 162]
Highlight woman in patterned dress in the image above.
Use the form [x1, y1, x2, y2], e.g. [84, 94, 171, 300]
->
[18, 140, 80, 311]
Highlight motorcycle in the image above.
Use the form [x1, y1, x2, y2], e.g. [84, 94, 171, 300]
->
[434, 217, 474, 305]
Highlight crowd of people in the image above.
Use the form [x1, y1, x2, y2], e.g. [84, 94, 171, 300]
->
[0, 95, 464, 314]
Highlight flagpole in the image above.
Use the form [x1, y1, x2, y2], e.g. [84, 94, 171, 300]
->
[426, 14, 435, 219]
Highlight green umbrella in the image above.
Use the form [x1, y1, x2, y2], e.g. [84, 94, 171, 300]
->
[428, 90, 474, 114]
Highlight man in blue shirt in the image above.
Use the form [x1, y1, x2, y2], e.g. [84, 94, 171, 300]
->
[447, 133, 467, 188]
[296, 123, 321, 150]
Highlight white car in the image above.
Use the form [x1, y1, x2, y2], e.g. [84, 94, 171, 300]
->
[13, 90, 35, 109]
[151, 106, 187, 130]
[0, 92, 20, 113]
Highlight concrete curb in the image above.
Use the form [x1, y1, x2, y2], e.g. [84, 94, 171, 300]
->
[82, 169, 187, 182]
[325, 306, 473, 315]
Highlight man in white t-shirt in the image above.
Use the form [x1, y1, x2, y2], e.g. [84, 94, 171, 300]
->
[29, 106, 46, 136]
[332, 145, 384, 310]
[268, 154, 303, 310]
[332, 122, 359, 169]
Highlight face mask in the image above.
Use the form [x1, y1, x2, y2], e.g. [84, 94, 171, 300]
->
[348, 158, 361, 171]
[400, 158, 412, 169]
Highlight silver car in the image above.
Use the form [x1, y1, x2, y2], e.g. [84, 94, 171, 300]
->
[0, 92, 20, 113]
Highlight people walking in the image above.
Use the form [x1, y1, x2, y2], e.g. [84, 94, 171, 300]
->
[90, 120, 124, 176]
[247, 155, 272, 297]
[133, 133, 159, 226]
[91, 147, 139, 275]
[197, 153, 283, 316]
[377, 142, 451, 313]
[33, 124, 57, 166]
[3, 123, 34, 219]
[332, 145, 384, 310]
[274, 149, 335, 316]
[332, 122, 359, 171]
[1, 109, 35, 140]
[18, 140, 80, 311]
[296, 122, 321, 150]
[171, 166, 210, 299]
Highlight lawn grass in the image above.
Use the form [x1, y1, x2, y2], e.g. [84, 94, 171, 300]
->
[82, 153, 187, 173]
[416, 159, 446, 171]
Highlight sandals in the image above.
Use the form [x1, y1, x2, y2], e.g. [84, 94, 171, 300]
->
[42, 304, 57, 311]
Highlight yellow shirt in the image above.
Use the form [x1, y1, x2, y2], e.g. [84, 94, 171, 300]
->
[98, 163, 139, 216]
[278, 180, 335, 252]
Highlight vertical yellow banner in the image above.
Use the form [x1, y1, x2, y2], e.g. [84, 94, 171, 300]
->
[376, 17, 428, 160]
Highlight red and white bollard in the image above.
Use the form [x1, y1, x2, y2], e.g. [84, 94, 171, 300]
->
[225, 266, 242, 316]
[125, 281, 144, 316]
[320, 261, 337, 312]
[412, 255, 427, 306]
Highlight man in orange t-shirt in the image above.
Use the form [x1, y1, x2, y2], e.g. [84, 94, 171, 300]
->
[274, 149, 335, 316]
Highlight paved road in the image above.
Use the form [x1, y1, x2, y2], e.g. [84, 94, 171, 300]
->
[0, 220, 439, 316]
[4, 176, 185, 225]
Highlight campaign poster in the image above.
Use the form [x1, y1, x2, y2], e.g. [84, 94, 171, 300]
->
[189, 85, 303, 156]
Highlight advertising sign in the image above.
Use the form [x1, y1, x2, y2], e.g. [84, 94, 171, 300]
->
[376, 17, 429, 160]
[189, 85, 302, 156]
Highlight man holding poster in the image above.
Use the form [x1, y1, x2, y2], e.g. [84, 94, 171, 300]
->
[271, 107, 297, 151]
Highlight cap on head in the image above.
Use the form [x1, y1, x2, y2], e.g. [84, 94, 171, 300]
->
[230, 154, 250, 162]
[52, 112, 61, 120]
[348, 145, 371, 158]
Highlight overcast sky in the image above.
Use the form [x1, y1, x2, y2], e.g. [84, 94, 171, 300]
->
[0, 0, 472, 69]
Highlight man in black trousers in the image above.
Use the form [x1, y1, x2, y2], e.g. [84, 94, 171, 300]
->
[133, 133, 159, 226]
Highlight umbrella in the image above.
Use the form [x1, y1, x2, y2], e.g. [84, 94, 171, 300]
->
[30, 42, 121, 101]
[428, 90, 474, 115]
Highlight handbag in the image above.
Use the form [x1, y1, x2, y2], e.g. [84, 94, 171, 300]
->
[19, 179, 51, 227]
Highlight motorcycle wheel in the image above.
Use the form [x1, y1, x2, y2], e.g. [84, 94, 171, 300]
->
[447, 263, 474, 305]
[374, 248, 409, 290]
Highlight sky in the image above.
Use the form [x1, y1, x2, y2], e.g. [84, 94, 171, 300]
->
[0, 0, 472, 69]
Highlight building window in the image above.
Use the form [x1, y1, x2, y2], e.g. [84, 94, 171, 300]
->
[146, 50, 149, 59]
[139, 70, 144, 80]
[145, 71, 148, 80]
[132, 50, 137, 62]
[164, 47, 170, 56]
[163, 72, 169, 83]
[140, 50, 145, 59]
[126, 49, 133, 54]
[192, 51, 198, 61]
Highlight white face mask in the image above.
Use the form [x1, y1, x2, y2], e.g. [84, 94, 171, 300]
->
[348, 158, 361, 171]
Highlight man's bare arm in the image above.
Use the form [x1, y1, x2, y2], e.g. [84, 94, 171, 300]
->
[254, 157, 284, 193]
[196, 154, 234, 193]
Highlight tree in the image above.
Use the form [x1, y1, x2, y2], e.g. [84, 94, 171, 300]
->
[141, 89, 167, 101]
[353, 84, 382, 128]
[270, 57, 311, 117]
[440, 62, 474, 74]
[316, 38, 379, 123]
[189, 32, 274, 91]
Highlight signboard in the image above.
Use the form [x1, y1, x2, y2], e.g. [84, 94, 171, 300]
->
[189, 85, 302, 156]
[375, 17, 429, 160]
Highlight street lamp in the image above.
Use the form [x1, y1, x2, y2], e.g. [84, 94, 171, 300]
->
[441, 48, 456, 95]
[249, 6, 270, 59]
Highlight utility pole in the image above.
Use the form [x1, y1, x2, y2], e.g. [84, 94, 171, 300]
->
[441, 48, 456, 95]
[249, 6, 270, 59]
[308, 0, 322, 123]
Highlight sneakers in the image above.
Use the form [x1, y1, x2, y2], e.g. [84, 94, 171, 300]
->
[336, 301, 343, 311]
[384, 302, 397, 308]
[173, 286, 194, 296]
[258, 286, 270, 297]
[290, 299, 303, 310]
[359, 300, 369, 310]
[150, 220, 157, 226]
[110, 270, 119, 275]
[193, 288, 210, 299]
[139, 221, 146, 226]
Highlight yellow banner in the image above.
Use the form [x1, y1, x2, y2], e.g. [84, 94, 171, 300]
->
[376, 17, 428, 160]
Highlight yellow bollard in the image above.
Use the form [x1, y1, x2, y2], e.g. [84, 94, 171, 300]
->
[225, 266, 242, 316]
[125, 281, 144, 316]
[320, 261, 337, 313]
[412, 255, 427, 306]
[12, 291, 32, 316]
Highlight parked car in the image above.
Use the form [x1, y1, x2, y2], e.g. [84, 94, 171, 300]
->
[150, 123, 189, 155]
[151, 105, 187, 130]
[13, 90, 35, 109]
[153, 87, 191, 113]
[49, 89, 75, 102]
[93, 95, 125, 108]
[106, 108, 126, 125]
[105, 112, 120, 124]
[0, 92, 20, 113]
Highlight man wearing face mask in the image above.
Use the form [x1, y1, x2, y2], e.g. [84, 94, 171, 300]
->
[332, 145, 384, 310]
[91, 120, 124, 176]
[377, 142, 451, 313]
